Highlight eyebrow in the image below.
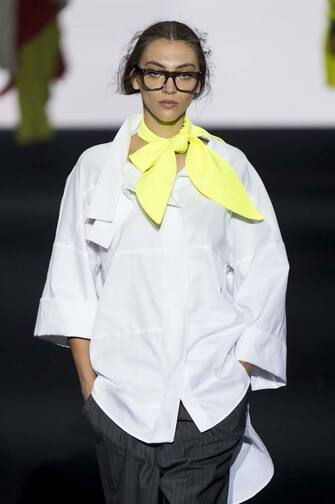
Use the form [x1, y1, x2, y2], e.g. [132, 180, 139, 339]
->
[143, 60, 197, 70]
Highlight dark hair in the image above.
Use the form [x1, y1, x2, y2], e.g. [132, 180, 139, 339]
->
[116, 21, 212, 101]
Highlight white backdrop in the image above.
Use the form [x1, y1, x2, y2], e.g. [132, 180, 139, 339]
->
[0, 0, 334, 127]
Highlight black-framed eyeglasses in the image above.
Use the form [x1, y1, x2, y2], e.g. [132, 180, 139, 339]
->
[133, 65, 202, 94]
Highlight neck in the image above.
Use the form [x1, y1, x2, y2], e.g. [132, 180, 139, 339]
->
[142, 105, 186, 138]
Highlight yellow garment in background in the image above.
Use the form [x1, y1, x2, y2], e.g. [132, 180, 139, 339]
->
[14, 19, 60, 144]
[324, 0, 335, 88]
[129, 115, 264, 226]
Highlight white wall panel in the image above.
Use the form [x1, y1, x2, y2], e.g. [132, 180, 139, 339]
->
[0, 0, 333, 127]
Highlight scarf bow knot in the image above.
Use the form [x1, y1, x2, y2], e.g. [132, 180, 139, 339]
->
[128, 115, 264, 225]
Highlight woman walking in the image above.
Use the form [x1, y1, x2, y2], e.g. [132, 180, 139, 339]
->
[34, 20, 290, 504]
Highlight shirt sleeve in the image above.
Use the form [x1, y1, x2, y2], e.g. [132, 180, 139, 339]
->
[33, 154, 101, 349]
[226, 153, 290, 391]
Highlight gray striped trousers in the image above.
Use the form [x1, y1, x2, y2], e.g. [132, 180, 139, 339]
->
[81, 386, 251, 504]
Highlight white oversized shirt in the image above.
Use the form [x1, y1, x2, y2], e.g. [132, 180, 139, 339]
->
[33, 113, 290, 504]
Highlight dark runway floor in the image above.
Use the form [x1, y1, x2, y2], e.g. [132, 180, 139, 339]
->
[1, 127, 334, 503]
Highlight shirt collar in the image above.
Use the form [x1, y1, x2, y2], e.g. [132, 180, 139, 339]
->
[85, 113, 142, 222]
[86, 113, 208, 220]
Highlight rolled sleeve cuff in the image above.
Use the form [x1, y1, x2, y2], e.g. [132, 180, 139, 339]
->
[33, 297, 97, 348]
[234, 327, 287, 391]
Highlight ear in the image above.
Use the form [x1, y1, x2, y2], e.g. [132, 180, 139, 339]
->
[130, 69, 140, 91]
[192, 80, 201, 99]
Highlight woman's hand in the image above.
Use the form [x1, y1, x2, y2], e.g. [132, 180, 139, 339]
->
[68, 337, 97, 401]
[238, 360, 253, 376]
[81, 379, 96, 401]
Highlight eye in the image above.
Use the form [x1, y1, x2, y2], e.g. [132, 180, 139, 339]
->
[146, 70, 163, 78]
[178, 73, 195, 79]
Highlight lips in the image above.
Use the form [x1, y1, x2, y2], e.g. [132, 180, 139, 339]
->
[159, 100, 178, 108]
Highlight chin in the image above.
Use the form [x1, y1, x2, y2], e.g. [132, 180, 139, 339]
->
[153, 106, 186, 123]
[143, 98, 188, 124]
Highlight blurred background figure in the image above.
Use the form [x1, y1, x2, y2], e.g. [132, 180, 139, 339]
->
[0, 0, 68, 145]
[324, 0, 335, 87]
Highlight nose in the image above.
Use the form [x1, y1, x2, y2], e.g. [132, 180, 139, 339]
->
[163, 76, 177, 94]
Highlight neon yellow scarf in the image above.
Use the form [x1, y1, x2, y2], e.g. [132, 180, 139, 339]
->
[128, 114, 264, 225]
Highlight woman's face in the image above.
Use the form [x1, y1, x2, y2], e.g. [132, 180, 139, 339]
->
[131, 38, 201, 126]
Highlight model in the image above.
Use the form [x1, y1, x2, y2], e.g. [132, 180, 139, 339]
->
[34, 20, 290, 504]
